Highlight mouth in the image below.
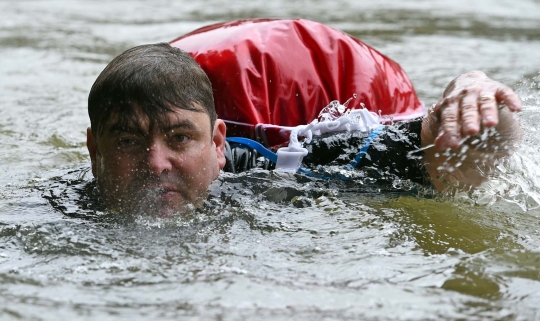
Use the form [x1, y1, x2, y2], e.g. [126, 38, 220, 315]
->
[157, 187, 180, 197]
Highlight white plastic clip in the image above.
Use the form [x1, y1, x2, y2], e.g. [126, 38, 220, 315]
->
[275, 126, 308, 173]
[275, 95, 381, 173]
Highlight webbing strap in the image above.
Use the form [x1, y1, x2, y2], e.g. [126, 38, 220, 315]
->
[226, 137, 278, 163]
[343, 125, 385, 170]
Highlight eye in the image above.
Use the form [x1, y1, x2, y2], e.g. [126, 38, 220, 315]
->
[170, 134, 190, 144]
[116, 136, 141, 148]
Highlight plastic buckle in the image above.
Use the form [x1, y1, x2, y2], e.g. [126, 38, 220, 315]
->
[275, 145, 308, 173]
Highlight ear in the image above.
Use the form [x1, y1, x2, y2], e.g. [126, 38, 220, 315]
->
[212, 119, 227, 169]
[86, 127, 98, 177]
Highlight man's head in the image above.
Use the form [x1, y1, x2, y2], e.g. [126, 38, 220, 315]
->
[87, 43, 226, 216]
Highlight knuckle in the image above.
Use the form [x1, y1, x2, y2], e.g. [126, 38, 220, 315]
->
[461, 110, 478, 120]
[443, 124, 458, 134]
[460, 102, 476, 110]
[501, 88, 517, 100]
[441, 107, 458, 120]
[442, 120, 458, 133]
[479, 102, 496, 112]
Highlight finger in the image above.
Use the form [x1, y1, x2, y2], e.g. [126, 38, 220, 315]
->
[495, 86, 522, 112]
[434, 97, 461, 149]
[478, 94, 499, 127]
[460, 93, 480, 136]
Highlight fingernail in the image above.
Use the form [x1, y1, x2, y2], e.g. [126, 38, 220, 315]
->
[484, 116, 494, 123]
[465, 123, 478, 134]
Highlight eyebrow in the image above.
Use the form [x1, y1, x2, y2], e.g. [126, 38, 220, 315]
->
[106, 118, 199, 135]
[107, 123, 146, 135]
[107, 122, 146, 135]
[161, 119, 198, 133]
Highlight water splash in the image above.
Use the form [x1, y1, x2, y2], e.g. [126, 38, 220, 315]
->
[445, 73, 540, 212]
[317, 94, 358, 122]
[463, 73, 540, 212]
[342, 93, 358, 108]
[516, 72, 540, 109]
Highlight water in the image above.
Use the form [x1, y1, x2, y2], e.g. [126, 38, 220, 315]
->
[1, 0, 540, 320]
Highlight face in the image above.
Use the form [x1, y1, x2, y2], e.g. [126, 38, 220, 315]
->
[86, 107, 226, 216]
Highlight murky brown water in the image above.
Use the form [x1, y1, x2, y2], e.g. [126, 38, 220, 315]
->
[1, 1, 540, 320]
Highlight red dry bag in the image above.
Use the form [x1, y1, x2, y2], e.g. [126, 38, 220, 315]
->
[170, 19, 424, 146]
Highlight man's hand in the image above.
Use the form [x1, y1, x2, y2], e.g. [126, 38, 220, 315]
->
[421, 71, 523, 190]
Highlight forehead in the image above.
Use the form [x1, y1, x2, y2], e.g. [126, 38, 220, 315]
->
[102, 106, 212, 134]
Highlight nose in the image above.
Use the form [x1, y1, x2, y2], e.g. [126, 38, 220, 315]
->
[146, 141, 173, 175]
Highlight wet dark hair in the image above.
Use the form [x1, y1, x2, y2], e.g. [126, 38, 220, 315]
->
[88, 43, 216, 137]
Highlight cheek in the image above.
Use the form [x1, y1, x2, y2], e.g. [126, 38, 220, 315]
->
[97, 153, 139, 182]
[173, 154, 202, 174]
[190, 148, 215, 171]
[175, 146, 216, 176]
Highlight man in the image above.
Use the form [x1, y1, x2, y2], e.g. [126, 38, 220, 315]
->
[87, 20, 522, 216]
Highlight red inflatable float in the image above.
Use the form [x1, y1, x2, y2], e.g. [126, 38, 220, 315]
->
[170, 19, 424, 147]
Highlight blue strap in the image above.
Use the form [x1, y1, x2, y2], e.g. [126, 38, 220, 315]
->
[226, 137, 278, 163]
[343, 125, 385, 170]
[300, 126, 384, 180]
